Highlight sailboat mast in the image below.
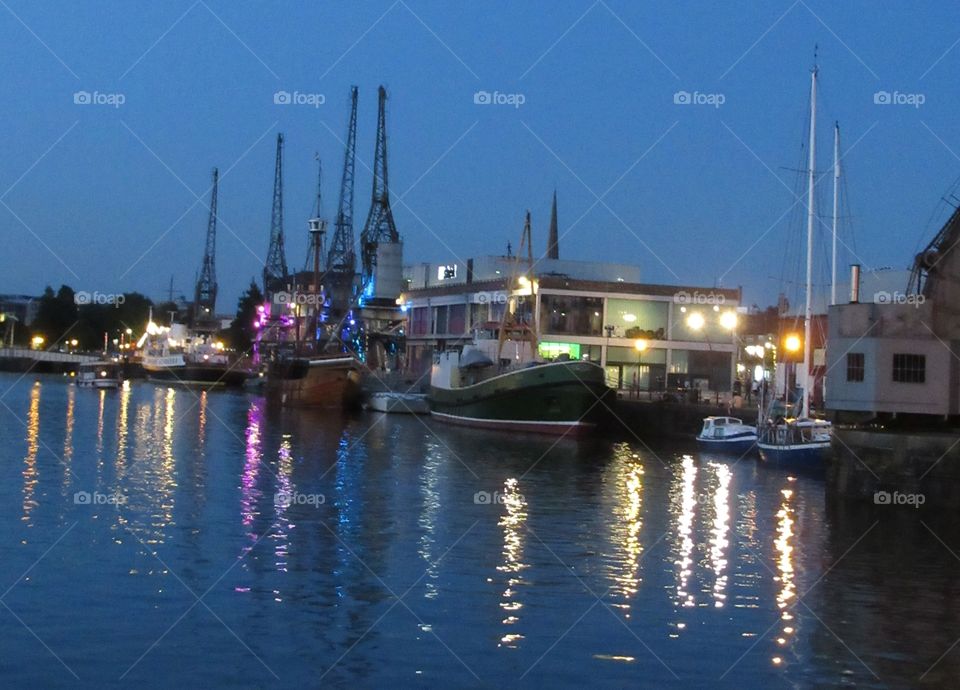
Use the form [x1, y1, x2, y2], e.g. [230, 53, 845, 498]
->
[831, 122, 840, 306]
[802, 65, 818, 418]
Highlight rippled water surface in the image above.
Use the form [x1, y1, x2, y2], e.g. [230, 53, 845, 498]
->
[1, 374, 958, 688]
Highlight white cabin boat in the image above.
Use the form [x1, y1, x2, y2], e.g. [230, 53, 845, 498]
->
[77, 361, 122, 389]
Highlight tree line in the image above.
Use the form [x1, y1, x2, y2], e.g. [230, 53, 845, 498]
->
[9, 282, 264, 353]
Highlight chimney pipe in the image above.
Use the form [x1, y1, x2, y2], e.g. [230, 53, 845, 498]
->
[849, 264, 861, 303]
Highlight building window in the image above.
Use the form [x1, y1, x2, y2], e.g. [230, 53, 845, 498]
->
[846, 353, 864, 382]
[892, 353, 925, 383]
[606, 298, 668, 339]
[539, 295, 603, 336]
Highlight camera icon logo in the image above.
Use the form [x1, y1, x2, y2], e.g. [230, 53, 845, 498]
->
[873, 491, 891, 505]
[73, 90, 92, 105]
[474, 491, 491, 504]
[874, 290, 892, 304]
[873, 90, 891, 105]
[74, 291, 92, 305]
[74, 491, 92, 505]
[274, 90, 292, 105]
[473, 90, 492, 105]
[274, 492, 292, 508]
[673, 90, 692, 105]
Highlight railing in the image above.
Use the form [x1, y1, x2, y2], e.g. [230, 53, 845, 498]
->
[0, 347, 99, 363]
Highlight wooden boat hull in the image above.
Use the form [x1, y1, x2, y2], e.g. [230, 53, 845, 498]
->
[266, 356, 361, 408]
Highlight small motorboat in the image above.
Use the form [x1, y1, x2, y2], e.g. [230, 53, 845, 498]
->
[365, 391, 429, 415]
[77, 361, 122, 389]
[696, 416, 758, 452]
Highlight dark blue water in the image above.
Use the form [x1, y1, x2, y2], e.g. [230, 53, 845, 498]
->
[0, 373, 957, 688]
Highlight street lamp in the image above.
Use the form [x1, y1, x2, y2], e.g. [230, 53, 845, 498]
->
[719, 311, 738, 331]
[634, 338, 647, 398]
[686, 312, 705, 331]
[31, 335, 44, 350]
[785, 334, 801, 353]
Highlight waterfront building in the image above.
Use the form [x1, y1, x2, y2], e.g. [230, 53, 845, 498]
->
[400, 256, 741, 398]
[826, 207, 960, 420]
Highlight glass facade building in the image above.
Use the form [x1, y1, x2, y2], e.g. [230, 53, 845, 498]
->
[400, 275, 740, 395]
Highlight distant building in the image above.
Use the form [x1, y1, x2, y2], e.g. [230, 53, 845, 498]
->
[0, 294, 39, 326]
[400, 256, 741, 397]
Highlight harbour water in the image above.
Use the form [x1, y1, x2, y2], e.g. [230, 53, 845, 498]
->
[1, 373, 958, 688]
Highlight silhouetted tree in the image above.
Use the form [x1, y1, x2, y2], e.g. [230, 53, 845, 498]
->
[226, 280, 264, 351]
[31, 285, 78, 347]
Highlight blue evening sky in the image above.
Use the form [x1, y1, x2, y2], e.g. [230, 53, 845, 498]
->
[1, 1, 958, 312]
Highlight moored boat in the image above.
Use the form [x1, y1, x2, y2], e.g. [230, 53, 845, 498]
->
[757, 417, 831, 466]
[365, 391, 429, 414]
[756, 57, 833, 467]
[139, 322, 250, 388]
[265, 354, 362, 408]
[429, 211, 611, 435]
[430, 353, 608, 435]
[696, 416, 757, 452]
[77, 360, 122, 389]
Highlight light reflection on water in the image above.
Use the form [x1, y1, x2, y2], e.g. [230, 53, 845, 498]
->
[607, 449, 643, 615]
[2, 376, 959, 688]
[496, 476, 527, 648]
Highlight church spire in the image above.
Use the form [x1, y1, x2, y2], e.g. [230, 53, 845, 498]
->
[545, 190, 559, 259]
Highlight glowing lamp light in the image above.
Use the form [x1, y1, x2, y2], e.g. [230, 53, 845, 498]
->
[633, 339, 648, 352]
[31, 335, 45, 348]
[719, 311, 738, 331]
[622, 313, 637, 323]
[785, 335, 802, 352]
[686, 312, 705, 331]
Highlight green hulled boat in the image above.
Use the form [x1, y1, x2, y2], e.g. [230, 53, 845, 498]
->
[429, 344, 611, 436]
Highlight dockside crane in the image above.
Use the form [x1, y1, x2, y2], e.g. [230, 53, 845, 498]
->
[326, 86, 359, 310]
[193, 167, 219, 330]
[263, 132, 289, 295]
[360, 85, 401, 297]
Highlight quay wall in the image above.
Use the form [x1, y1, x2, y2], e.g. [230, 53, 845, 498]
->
[603, 398, 758, 438]
[830, 428, 960, 506]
